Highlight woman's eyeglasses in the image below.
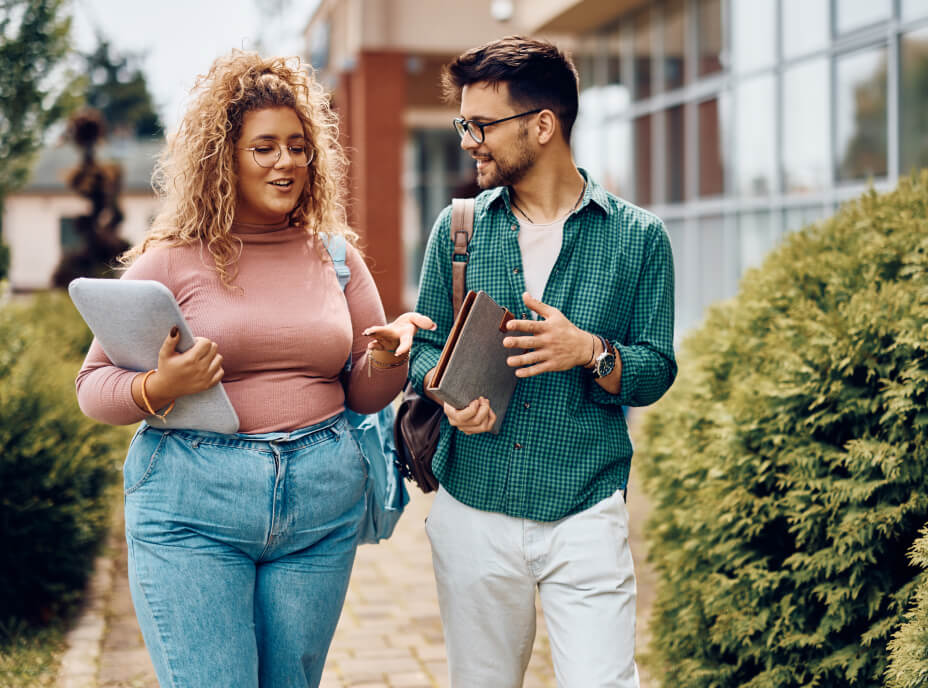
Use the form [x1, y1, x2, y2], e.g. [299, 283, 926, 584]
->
[239, 141, 314, 168]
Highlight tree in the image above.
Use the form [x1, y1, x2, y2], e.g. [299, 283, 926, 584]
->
[81, 37, 163, 138]
[0, 0, 82, 205]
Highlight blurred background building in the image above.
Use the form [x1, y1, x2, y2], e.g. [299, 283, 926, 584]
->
[4, 0, 928, 337]
[305, 0, 928, 332]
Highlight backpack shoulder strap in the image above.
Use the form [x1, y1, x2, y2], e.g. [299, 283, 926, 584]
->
[321, 233, 350, 292]
[321, 233, 352, 374]
[450, 197, 475, 315]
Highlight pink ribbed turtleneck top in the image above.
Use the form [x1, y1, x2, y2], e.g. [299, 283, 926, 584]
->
[75, 221, 405, 434]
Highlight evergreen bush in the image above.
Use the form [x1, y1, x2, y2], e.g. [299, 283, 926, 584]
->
[638, 171, 928, 687]
[886, 527, 928, 688]
[0, 242, 9, 281]
[0, 292, 127, 623]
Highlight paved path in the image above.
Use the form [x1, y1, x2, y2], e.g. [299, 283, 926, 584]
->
[58, 464, 656, 688]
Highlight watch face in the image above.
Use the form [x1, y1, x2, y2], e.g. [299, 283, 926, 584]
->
[596, 352, 615, 378]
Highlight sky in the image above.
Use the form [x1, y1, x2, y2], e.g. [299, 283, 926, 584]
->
[70, 0, 321, 132]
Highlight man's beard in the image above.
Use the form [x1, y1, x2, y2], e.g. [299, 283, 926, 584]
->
[476, 133, 537, 189]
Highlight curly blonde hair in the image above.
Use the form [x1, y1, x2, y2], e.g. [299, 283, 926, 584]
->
[122, 50, 355, 285]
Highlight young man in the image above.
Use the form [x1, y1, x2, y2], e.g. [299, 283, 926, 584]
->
[408, 36, 677, 688]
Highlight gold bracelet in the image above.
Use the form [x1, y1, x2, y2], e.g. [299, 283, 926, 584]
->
[140, 369, 175, 422]
[366, 349, 408, 377]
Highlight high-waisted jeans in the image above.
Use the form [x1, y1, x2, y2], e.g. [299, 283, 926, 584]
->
[123, 413, 366, 687]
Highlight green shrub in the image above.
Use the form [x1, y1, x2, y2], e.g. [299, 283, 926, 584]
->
[886, 526, 928, 688]
[0, 618, 65, 687]
[0, 243, 9, 281]
[638, 171, 928, 687]
[0, 291, 127, 623]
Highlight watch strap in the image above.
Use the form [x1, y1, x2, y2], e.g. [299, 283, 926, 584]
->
[591, 335, 614, 378]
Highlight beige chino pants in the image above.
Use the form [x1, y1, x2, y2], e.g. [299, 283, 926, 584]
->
[425, 486, 640, 688]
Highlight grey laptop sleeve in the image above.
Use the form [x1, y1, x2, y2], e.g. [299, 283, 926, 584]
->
[68, 277, 240, 434]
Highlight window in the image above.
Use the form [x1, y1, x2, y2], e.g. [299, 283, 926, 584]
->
[575, 90, 607, 183]
[836, 0, 891, 34]
[698, 215, 729, 304]
[784, 205, 828, 236]
[835, 46, 888, 182]
[739, 211, 775, 272]
[903, 0, 928, 20]
[633, 10, 654, 100]
[734, 75, 776, 196]
[783, 58, 830, 192]
[900, 27, 928, 174]
[731, 0, 776, 73]
[604, 118, 632, 198]
[665, 219, 696, 331]
[665, 105, 686, 202]
[60, 217, 80, 252]
[782, 0, 829, 59]
[698, 97, 725, 196]
[662, 0, 688, 91]
[308, 20, 330, 70]
[634, 115, 653, 205]
[697, 0, 723, 76]
[406, 130, 475, 290]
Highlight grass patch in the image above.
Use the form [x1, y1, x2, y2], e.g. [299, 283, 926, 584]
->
[0, 619, 67, 687]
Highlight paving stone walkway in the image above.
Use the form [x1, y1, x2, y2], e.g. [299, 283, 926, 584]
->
[58, 459, 656, 688]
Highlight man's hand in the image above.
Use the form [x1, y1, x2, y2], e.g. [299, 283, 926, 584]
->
[443, 397, 497, 435]
[423, 368, 497, 435]
[502, 292, 594, 378]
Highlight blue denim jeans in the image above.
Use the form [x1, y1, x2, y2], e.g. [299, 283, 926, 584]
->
[123, 413, 366, 687]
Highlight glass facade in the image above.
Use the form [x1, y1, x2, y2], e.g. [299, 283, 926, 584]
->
[573, 0, 928, 337]
[404, 129, 475, 299]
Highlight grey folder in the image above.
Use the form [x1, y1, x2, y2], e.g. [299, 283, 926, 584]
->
[427, 290, 523, 434]
[68, 278, 240, 434]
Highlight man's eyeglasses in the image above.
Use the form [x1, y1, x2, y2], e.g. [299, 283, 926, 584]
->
[239, 141, 314, 168]
[453, 109, 542, 144]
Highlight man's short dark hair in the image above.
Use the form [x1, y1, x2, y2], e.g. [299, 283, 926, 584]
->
[441, 36, 580, 142]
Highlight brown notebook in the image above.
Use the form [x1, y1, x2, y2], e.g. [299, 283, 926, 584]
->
[427, 290, 523, 434]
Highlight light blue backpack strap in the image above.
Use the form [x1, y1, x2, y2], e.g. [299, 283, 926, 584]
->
[321, 233, 351, 291]
[322, 231, 408, 544]
[322, 233, 352, 374]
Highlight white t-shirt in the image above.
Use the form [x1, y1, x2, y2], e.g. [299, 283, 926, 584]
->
[516, 215, 565, 317]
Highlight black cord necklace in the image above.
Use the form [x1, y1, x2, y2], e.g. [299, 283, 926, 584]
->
[510, 181, 586, 225]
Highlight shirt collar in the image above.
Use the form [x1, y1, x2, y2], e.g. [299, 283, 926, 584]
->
[481, 168, 613, 221]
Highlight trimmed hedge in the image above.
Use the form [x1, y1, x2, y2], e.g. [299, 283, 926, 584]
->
[0, 292, 127, 623]
[886, 527, 928, 688]
[638, 171, 928, 687]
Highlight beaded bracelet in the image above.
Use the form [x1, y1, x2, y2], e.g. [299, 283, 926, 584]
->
[140, 369, 175, 422]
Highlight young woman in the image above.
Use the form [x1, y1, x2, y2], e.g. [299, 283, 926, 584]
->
[75, 51, 432, 687]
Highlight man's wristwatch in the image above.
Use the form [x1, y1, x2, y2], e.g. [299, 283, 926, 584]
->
[591, 335, 616, 379]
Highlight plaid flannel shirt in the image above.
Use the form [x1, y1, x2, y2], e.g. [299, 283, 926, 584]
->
[409, 170, 677, 521]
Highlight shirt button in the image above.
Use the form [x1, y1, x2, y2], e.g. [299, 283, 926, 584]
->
[514, 442, 523, 450]
[510, 224, 518, 231]
[523, 402, 530, 409]
[513, 267, 520, 274]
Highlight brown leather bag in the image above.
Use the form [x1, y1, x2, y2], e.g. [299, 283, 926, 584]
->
[393, 198, 475, 493]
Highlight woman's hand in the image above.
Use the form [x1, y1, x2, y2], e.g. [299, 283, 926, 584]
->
[362, 312, 436, 357]
[131, 327, 225, 412]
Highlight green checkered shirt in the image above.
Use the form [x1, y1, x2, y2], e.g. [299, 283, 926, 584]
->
[409, 170, 677, 521]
